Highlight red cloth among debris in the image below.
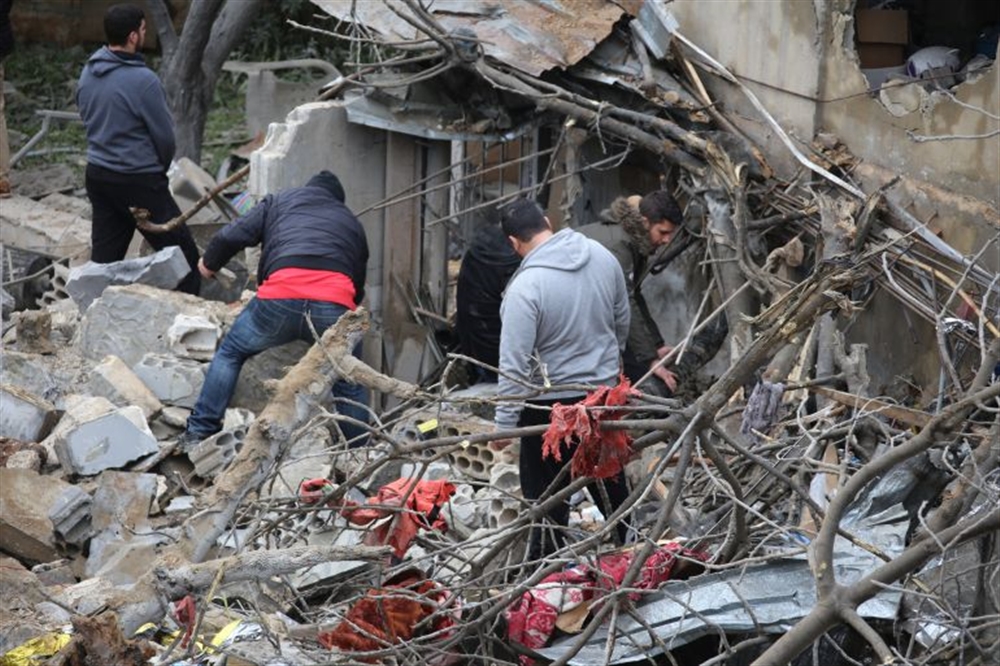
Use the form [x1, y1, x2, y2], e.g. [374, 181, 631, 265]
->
[505, 542, 708, 664]
[172, 595, 197, 649]
[542, 375, 635, 479]
[340, 478, 457, 558]
[318, 570, 458, 658]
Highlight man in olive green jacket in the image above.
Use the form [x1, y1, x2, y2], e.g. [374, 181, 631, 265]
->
[579, 190, 682, 395]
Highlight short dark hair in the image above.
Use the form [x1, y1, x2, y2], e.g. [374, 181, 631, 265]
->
[500, 198, 548, 242]
[105, 4, 144, 47]
[639, 190, 682, 225]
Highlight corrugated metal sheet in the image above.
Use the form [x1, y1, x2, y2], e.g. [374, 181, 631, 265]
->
[310, 0, 641, 76]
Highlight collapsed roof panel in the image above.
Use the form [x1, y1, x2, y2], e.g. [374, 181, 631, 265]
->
[310, 0, 642, 76]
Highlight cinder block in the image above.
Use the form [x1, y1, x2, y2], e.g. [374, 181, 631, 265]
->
[0, 384, 60, 443]
[132, 353, 206, 408]
[53, 405, 158, 476]
[66, 246, 191, 310]
[47, 485, 93, 547]
[187, 429, 245, 478]
[85, 355, 163, 419]
[167, 314, 220, 360]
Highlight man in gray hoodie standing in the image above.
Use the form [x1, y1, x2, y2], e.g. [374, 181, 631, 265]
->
[76, 4, 200, 295]
[493, 198, 632, 560]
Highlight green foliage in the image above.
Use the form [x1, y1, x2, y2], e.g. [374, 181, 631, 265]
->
[232, 0, 350, 70]
[3, 44, 89, 172]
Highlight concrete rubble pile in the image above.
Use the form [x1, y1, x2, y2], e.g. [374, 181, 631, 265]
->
[2, 3, 998, 666]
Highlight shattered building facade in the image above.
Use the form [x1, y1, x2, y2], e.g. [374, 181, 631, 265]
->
[0, 0, 998, 665]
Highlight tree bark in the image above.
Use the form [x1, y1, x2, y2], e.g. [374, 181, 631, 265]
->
[148, 0, 264, 162]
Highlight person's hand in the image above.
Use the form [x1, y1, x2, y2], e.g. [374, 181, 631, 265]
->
[197, 257, 216, 279]
[651, 362, 678, 393]
[656, 345, 673, 359]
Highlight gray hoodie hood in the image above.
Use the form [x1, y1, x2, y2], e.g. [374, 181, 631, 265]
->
[512, 227, 590, 278]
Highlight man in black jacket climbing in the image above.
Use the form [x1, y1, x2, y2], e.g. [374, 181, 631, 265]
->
[181, 170, 370, 448]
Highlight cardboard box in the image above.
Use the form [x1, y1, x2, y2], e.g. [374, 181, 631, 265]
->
[856, 9, 909, 45]
[858, 43, 906, 68]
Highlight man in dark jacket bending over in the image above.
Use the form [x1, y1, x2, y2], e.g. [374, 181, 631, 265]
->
[180, 171, 370, 448]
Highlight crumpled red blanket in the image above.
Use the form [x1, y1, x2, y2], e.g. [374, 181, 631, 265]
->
[318, 569, 459, 661]
[505, 542, 708, 664]
[340, 478, 457, 559]
[542, 375, 635, 479]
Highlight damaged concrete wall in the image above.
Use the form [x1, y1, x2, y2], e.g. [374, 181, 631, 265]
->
[249, 100, 450, 380]
[668, 0, 999, 395]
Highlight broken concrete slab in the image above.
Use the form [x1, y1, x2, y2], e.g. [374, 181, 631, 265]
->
[84, 355, 163, 420]
[167, 313, 221, 360]
[0, 384, 61, 442]
[86, 471, 163, 584]
[132, 353, 206, 408]
[0, 468, 77, 563]
[75, 284, 228, 366]
[0, 193, 91, 263]
[66, 246, 192, 311]
[0, 350, 61, 402]
[232, 340, 310, 412]
[52, 405, 158, 476]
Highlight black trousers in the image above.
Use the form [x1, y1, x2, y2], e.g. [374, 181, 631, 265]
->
[518, 396, 632, 560]
[85, 164, 201, 295]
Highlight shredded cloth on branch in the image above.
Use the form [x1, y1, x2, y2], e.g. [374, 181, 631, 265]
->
[337, 477, 456, 559]
[740, 379, 785, 442]
[317, 569, 458, 655]
[542, 376, 635, 479]
[505, 542, 708, 664]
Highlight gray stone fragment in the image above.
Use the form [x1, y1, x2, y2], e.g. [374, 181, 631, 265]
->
[5, 449, 43, 471]
[187, 429, 245, 478]
[159, 406, 191, 428]
[75, 284, 227, 366]
[84, 355, 163, 419]
[0, 351, 60, 402]
[53, 405, 158, 476]
[66, 246, 191, 310]
[167, 314, 220, 360]
[132, 353, 206, 408]
[86, 471, 161, 584]
[47, 485, 93, 547]
[0, 384, 60, 442]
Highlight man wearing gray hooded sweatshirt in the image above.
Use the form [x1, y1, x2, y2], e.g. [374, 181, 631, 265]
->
[493, 199, 632, 560]
[76, 4, 200, 295]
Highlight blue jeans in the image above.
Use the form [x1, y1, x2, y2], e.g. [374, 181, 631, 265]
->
[186, 298, 370, 446]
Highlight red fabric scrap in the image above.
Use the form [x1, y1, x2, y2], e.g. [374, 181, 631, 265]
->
[341, 478, 456, 558]
[172, 595, 197, 649]
[298, 477, 337, 505]
[318, 570, 459, 661]
[505, 542, 708, 665]
[541, 375, 636, 479]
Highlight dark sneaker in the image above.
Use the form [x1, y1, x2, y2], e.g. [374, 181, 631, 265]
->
[175, 431, 205, 454]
